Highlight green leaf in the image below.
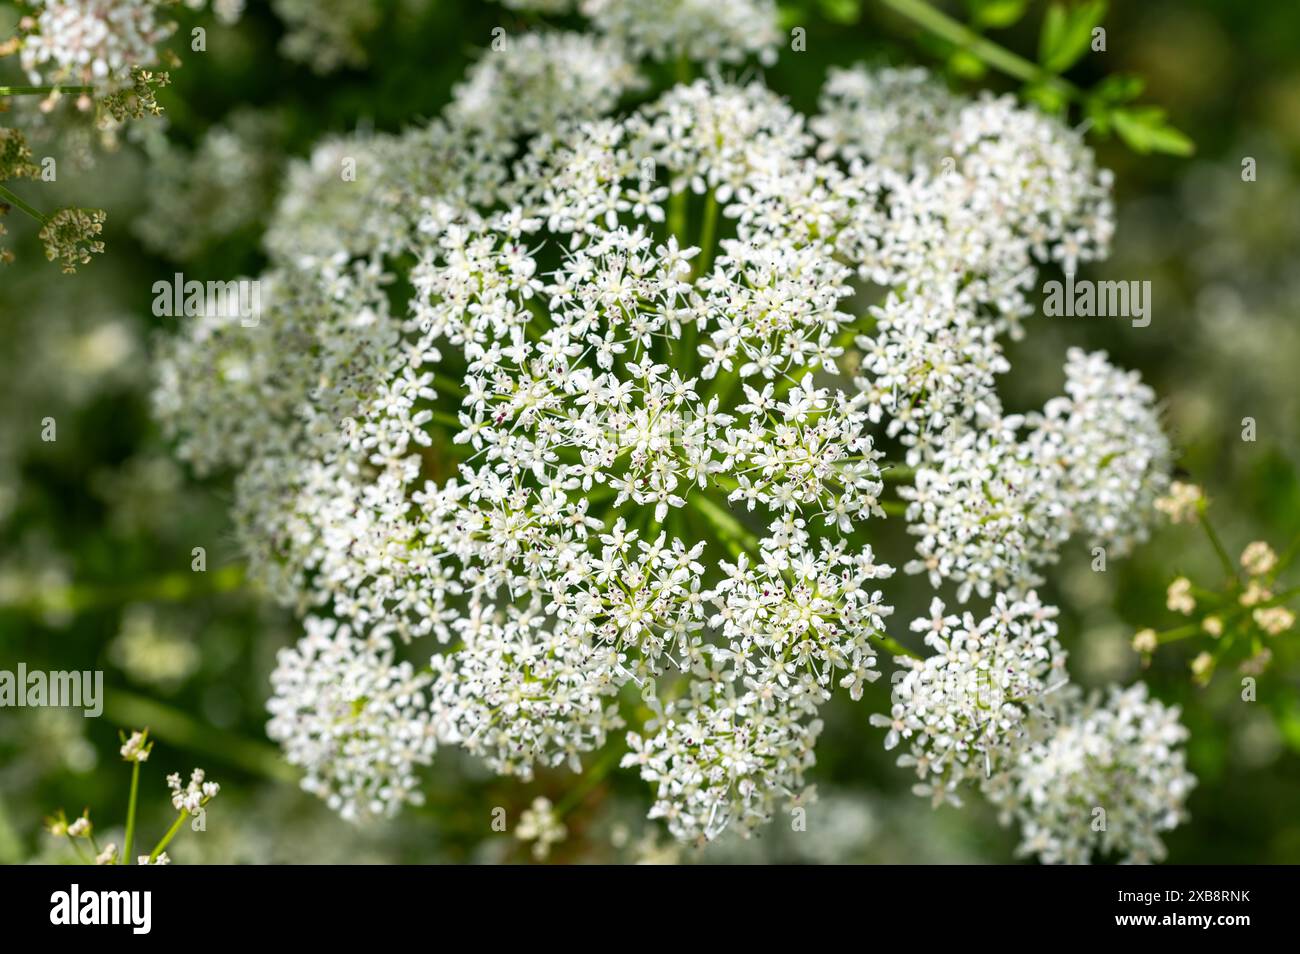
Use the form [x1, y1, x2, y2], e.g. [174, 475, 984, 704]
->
[1038, 0, 1107, 74]
[1025, 80, 1070, 115]
[1111, 106, 1195, 156]
[1093, 72, 1145, 104]
[948, 48, 988, 80]
[967, 0, 1029, 29]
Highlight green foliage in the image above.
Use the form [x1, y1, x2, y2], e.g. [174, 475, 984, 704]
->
[1037, 0, 1106, 74]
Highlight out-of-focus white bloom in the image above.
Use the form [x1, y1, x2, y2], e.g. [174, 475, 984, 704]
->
[135, 110, 285, 261]
[1240, 580, 1271, 608]
[1166, 577, 1195, 615]
[581, 0, 780, 65]
[1132, 628, 1158, 654]
[1155, 480, 1204, 523]
[271, 0, 380, 74]
[1240, 541, 1277, 577]
[1254, 605, 1294, 636]
[498, 0, 575, 12]
[516, 797, 568, 859]
[21, 0, 176, 92]
[448, 32, 643, 140]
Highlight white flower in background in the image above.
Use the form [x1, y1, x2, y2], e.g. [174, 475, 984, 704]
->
[270, 0, 380, 74]
[95, 843, 118, 865]
[1240, 540, 1277, 577]
[1155, 480, 1204, 523]
[581, 0, 780, 65]
[499, 0, 575, 12]
[151, 19, 1183, 852]
[20, 0, 243, 93]
[516, 796, 568, 859]
[134, 109, 286, 261]
[20, 0, 176, 92]
[1166, 577, 1195, 615]
[447, 31, 643, 140]
[1253, 605, 1294, 636]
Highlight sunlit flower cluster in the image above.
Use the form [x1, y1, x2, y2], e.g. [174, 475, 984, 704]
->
[154, 13, 1186, 860]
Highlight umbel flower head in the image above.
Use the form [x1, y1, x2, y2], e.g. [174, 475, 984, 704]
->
[155, 10, 1186, 861]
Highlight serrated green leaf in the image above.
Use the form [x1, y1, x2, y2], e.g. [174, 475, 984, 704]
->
[1093, 72, 1145, 104]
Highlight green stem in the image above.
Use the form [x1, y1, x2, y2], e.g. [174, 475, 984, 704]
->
[1272, 529, 1300, 576]
[0, 85, 93, 97]
[121, 760, 141, 865]
[0, 563, 245, 615]
[877, 634, 921, 659]
[1155, 622, 1201, 645]
[668, 188, 688, 249]
[1198, 510, 1238, 583]
[694, 190, 719, 279]
[880, 0, 1077, 95]
[148, 811, 189, 863]
[105, 689, 297, 783]
[689, 491, 760, 556]
[0, 183, 48, 224]
[555, 745, 624, 817]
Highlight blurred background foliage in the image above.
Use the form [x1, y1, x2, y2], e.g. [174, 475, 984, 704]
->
[1, 0, 1298, 863]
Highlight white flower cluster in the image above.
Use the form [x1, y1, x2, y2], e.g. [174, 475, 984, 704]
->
[20, 0, 175, 92]
[270, 0, 380, 74]
[900, 348, 1170, 601]
[166, 767, 220, 814]
[516, 796, 567, 859]
[154, 22, 1183, 852]
[872, 593, 1067, 805]
[134, 109, 285, 261]
[986, 684, 1195, 864]
[19, 0, 240, 94]
[448, 31, 643, 140]
[267, 617, 435, 819]
[580, 0, 780, 66]
[876, 600, 1193, 863]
